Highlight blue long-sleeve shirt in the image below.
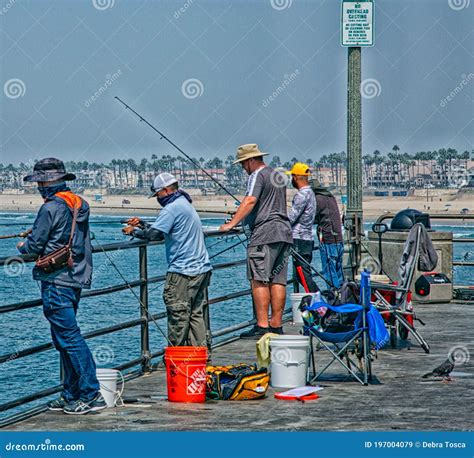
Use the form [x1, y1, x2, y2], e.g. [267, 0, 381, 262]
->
[288, 186, 316, 241]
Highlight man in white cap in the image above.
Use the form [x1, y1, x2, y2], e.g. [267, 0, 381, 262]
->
[123, 173, 212, 349]
[220, 144, 293, 339]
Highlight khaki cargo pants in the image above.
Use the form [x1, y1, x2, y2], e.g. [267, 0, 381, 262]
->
[163, 271, 212, 349]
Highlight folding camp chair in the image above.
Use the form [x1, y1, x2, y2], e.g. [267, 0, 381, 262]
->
[304, 271, 384, 386]
[370, 224, 430, 354]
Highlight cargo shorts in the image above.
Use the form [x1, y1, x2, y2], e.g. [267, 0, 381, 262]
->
[247, 242, 291, 285]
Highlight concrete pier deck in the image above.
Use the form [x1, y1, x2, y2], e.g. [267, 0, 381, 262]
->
[5, 301, 473, 432]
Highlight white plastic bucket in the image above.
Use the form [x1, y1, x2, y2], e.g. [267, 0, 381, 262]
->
[270, 335, 310, 388]
[96, 368, 124, 408]
[291, 293, 319, 325]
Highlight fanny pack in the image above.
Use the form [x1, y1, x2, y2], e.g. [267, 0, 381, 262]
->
[35, 204, 79, 274]
[206, 364, 269, 401]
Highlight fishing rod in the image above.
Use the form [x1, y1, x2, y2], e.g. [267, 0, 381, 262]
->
[0, 229, 32, 240]
[115, 96, 252, 243]
[114, 96, 241, 204]
[291, 247, 335, 289]
[114, 97, 331, 291]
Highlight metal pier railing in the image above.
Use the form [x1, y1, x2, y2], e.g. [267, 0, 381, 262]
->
[0, 229, 293, 428]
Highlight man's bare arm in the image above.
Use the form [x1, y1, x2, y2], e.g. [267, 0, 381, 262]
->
[219, 196, 257, 231]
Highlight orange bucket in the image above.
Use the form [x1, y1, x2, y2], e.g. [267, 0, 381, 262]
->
[164, 346, 208, 403]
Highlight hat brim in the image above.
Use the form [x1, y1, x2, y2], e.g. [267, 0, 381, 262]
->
[147, 179, 178, 198]
[285, 170, 311, 176]
[232, 152, 269, 164]
[23, 172, 76, 183]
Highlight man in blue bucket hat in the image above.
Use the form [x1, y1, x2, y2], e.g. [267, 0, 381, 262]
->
[18, 158, 106, 415]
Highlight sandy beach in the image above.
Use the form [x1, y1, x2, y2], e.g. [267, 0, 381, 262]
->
[0, 190, 472, 221]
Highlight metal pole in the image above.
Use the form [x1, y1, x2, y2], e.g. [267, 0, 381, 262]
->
[139, 246, 151, 372]
[346, 46, 363, 279]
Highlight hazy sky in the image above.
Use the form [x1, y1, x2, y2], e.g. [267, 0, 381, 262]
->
[0, 0, 472, 166]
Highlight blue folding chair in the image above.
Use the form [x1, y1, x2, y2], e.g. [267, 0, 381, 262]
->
[303, 271, 389, 386]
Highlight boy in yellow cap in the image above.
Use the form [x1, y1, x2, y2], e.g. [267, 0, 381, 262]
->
[286, 163, 318, 292]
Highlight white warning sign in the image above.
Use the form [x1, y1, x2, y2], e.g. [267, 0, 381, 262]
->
[341, 1, 374, 47]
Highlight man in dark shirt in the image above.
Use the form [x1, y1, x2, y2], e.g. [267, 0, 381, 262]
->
[220, 144, 293, 338]
[311, 179, 344, 288]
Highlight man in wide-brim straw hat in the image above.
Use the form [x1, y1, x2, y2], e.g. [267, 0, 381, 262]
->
[220, 144, 293, 339]
[18, 158, 106, 414]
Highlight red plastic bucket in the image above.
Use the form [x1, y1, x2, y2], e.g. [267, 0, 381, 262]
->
[164, 346, 208, 403]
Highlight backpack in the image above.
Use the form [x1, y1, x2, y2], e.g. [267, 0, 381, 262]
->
[321, 281, 360, 332]
[206, 364, 269, 401]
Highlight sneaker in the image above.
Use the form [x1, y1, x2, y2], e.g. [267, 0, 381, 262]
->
[269, 326, 284, 335]
[63, 393, 107, 415]
[48, 396, 71, 411]
[240, 325, 269, 340]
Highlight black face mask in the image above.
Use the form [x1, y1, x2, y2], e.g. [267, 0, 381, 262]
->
[157, 189, 193, 207]
[291, 177, 298, 189]
[37, 182, 68, 199]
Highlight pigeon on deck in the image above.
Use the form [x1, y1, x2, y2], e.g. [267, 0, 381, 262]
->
[422, 359, 455, 381]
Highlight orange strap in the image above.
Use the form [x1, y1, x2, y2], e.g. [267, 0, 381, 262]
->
[55, 191, 82, 247]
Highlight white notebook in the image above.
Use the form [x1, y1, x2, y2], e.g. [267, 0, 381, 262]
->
[277, 386, 324, 397]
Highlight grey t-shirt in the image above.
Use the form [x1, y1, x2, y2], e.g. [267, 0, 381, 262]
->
[244, 166, 293, 247]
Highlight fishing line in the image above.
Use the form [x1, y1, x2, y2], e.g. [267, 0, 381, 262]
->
[91, 232, 171, 345]
[145, 231, 247, 298]
[205, 233, 240, 251]
[209, 235, 247, 260]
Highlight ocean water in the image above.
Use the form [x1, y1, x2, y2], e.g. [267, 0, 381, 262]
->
[0, 212, 473, 417]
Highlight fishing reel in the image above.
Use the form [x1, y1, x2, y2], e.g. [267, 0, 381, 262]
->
[120, 218, 148, 229]
[298, 295, 326, 329]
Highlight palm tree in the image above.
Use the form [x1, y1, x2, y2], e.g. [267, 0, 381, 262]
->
[363, 154, 374, 186]
[270, 155, 282, 168]
[110, 159, 118, 187]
